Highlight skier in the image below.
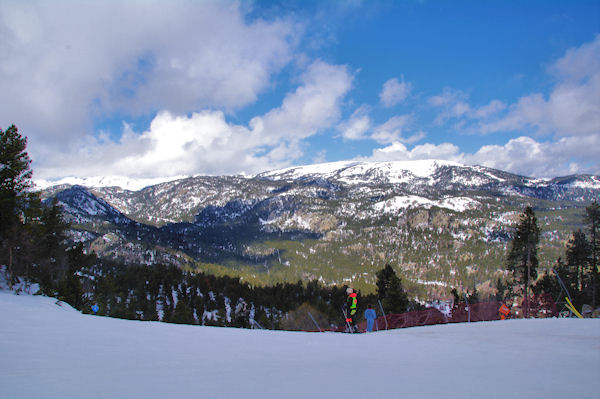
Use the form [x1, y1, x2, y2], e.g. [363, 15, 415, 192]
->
[345, 287, 358, 333]
[364, 304, 377, 332]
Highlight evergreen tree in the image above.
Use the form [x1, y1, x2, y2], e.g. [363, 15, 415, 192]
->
[565, 230, 591, 296]
[57, 244, 96, 310]
[376, 264, 409, 313]
[533, 258, 565, 300]
[495, 278, 513, 302]
[170, 300, 196, 324]
[451, 287, 479, 304]
[36, 198, 71, 292]
[506, 206, 540, 317]
[0, 125, 34, 286]
[584, 202, 600, 307]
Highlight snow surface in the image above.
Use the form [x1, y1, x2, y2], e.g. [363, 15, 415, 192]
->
[373, 195, 479, 213]
[34, 175, 188, 191]
[2, 290, 599, 399]
[260, 159, 465, 182]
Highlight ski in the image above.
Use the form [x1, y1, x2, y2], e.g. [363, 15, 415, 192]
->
[565, 297, 583, 319]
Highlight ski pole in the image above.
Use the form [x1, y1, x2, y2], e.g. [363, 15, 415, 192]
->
[378, 300, 388, 330]
[307, 312, 322, 332]
[342, 307, 352, 332]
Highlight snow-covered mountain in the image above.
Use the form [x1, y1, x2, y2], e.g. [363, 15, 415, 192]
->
[35, 174, 189, 192]
[2, 289, 599, 399]
[260, 159, 496, 185]
[39, 160, 600, 296]
[39, 159, 600, 199]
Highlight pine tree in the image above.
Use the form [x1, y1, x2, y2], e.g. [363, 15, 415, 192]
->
[0, 125, 34, 286]
[495, 278, 513, 302]
[565, 230, 591, 297]
[506, 206, 540, 318]
[170, 300, 196, 324]
[584, 202, 600, 307]
[36, 198, 71, 291]
[376, 264, 409, 314]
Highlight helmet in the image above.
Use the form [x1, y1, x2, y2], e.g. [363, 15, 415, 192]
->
[346, 287, 353, 294]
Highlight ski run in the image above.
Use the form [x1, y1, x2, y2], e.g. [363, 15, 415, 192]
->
[1, 289, 599, 399]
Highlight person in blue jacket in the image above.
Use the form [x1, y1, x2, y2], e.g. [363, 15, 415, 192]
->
[364, 304, 377, 332]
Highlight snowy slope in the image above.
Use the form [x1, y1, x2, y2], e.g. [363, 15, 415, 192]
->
[34, 175, 188, 191]
[1, 290, 599, 399]
[257, 159, 469, 184]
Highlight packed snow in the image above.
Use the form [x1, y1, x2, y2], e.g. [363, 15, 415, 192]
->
[1, 290, 599, 399]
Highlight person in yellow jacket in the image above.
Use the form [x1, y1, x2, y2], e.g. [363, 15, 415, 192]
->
[345, 287, 358, 333]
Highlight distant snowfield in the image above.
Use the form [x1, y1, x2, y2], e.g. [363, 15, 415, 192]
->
[34, 175, 189, 191]
[259, 159, 463, 183]
[373, 195, 479, 213]
[1, 290, 599, 399]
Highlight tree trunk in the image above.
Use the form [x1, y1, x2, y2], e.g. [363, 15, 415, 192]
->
[8, 246, 13, 290]
[525, 247, 531, 318]
[593, 221, 597, 308]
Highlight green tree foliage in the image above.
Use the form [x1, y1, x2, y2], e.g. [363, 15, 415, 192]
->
[565, 230, 591, 293]
[506, 206, 540, 316]
[0, 125, 90, 308]
[495, 278, 513, 302]
[0, 125, 35, 286]
[0, 125, 32, 226]
[535, 204, 600, 310]
[376, 264, 409, 313]
[584, 202, 600, 306]
[35, 198, 72, 292]
[451, 287, 479, 304]
[81, 260, 377, 330]
[533, 258, 565, 300]
[170, 300, 196, 324]
[280, 302, 328, 331]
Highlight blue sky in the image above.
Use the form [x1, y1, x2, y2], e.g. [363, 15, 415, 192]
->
[1, 0, 598, 180]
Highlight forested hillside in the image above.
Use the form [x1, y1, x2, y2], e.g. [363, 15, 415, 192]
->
[3, 125, 599, 329]
[40, 160, 599, 300]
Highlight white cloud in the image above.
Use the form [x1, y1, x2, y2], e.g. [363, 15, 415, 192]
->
[0, 0, 299, 150]
[371, 115, 413, 144]
[472, 100, 507, 119]
[339, 106, 371, 141]
[249, 60, 353, 148]
[35, 60, 354, 179]
[465, 134, 600, 177]
[380, 77, 411, 107]
[429, 89, 506, 125]
[361, 132, 600, 178]
[551, 34, 600, 82]
[339, 107, 424, 145]
[433, 35, 600, 138]
[361, 141, 463, 163]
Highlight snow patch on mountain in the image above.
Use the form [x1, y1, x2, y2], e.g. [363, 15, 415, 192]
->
[373, 195, 479, 213]
[35, 175, 188, 191]
[259, 159, 465, 184]
[570, 176, 600, 189]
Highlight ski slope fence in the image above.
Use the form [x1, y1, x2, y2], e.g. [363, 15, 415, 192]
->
[332, 294, 558, 332]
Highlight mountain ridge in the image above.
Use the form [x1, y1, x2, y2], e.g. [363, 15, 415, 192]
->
[40, 160, 600, 297]
[36, 159, 600, 192]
